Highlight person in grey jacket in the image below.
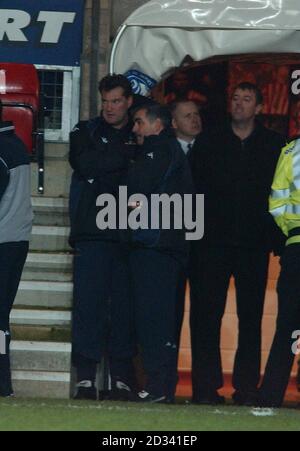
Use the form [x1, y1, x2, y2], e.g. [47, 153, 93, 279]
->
[0, 101, 33, 397]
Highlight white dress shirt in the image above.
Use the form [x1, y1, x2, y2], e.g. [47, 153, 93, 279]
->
[177, 138, 195, 155]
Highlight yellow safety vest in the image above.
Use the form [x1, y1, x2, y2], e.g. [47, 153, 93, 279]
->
[269, 139, 300, 246]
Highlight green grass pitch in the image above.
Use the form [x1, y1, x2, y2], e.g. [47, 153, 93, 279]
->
[0, 398, 300, 431]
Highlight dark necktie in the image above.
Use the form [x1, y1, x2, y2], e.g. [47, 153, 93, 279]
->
[187, 143, 193, 154]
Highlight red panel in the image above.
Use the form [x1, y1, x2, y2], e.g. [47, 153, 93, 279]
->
[2, 106, 34, 152]
[0, 63, 39, 101]
[0, 63, 40, 153]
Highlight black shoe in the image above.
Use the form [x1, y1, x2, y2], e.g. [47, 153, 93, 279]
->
[0, 362, 13, 398]
[0, 382, 14, 398]
[193, 391, 225, 406]
[0, 391, 14, 398]
[137, 390, 167, 403]
[73, 380, 97, 400]
[98, 390, 114, 401]
[165, 396, 175, 404]
[254, 393, 281, 408]
[110, 380, 137, 402]
[255, 400, 281, 408]
[232, 390, 259, 406]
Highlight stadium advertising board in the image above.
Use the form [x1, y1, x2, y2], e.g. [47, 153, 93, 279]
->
[0, 0, 84, 66]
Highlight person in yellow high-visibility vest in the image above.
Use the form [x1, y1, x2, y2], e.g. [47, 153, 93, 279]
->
[259, 139, 300, 407]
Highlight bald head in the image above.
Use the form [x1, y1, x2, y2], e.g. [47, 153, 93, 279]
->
[170, 100, 202, 142]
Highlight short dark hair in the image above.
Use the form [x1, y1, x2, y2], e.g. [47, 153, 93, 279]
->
[99, 74, 133, 98]
[168, 98, 200, 116]
[135, 104, 172, 129]
[129, 94, 157, 113]
[233, 82, 263, 105]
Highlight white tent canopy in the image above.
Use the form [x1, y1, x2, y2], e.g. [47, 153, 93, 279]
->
[110, 0, 300, 81]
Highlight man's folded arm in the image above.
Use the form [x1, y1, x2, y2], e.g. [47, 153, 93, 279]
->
[69, 125, 127, 180]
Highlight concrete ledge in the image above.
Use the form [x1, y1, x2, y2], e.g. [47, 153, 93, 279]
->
[31, 160, 72, 198]
[23, 253, 73, 283]
[12, 370, 71, 399]
[11, 341, 71, 373]
[10, 309, 71, 327]
[30, 226, 71, 252]
[44, 142, 69, 160]
[32, 197, 69, 209]
[11, 325, 71, 343]
[15, 280, 73, 309]
[32, 197, 70, 227]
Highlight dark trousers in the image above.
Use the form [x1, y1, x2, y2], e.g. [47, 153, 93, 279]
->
[189, 246, 269, 399]
[260, 245, 300, 407]
[167, 269, 187, 398]
[175, 269, 187, 349]
[129, 249, 181, 397]
[0, 241, 29, 395]
[72, 241, 135, 384]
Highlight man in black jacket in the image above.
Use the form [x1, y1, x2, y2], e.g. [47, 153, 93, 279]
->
[69, 74, 136, 400]
[0, 102, 33, 397]
[125, 104, 194, 402]
[189, 82, 286, 406]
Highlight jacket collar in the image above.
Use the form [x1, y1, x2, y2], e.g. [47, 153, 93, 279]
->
[143, 129, 173, 145]
[228, 118, 265, 142]
[0, 121, 14, 134]
[141, 130, 183, 169]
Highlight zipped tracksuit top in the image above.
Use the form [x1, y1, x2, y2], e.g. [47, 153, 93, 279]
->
[123, 131, 195, 264]
[269, 138, 300, 246]
[69, 117, 134, 244]
[0, 121, 33, 243]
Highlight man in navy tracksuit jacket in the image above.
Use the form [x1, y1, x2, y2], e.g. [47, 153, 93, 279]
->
[123, 104, 194, 402]
[69, 74, 137, 400]
[0, 106, 33, 397]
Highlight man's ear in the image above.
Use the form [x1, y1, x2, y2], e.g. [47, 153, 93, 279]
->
[172, 117, 177, 130]
[155, 118, 164, 134]
[255, 103, 263, 115]
[128, 96, 134, 109]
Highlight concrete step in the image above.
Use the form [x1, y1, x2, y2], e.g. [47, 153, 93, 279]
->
[11, 341, 71, 373]
[30, 225, 71, 252]
[15, 281, 73, 309]
[11, 325, 71, 342]
[10, 309, 71, 327]
[44, 142, 69, 161]
[12, 370, 71, 399]
[32, 197, 70, 227]
[22, 253, 73, 283]
[31, 157, 72, 198]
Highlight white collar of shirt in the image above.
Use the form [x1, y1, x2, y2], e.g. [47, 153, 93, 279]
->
[177, 138, 195, 154]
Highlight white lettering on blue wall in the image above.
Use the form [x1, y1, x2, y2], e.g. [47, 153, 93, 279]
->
[0, 10, 76, 44]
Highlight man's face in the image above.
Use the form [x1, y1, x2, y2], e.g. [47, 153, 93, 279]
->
[133, 109, 161, 145]
[172, 102, 202, 141]
[231, 88, 262, 124]
[101, 87, 133, 129]
[173, 72, 189, 90]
